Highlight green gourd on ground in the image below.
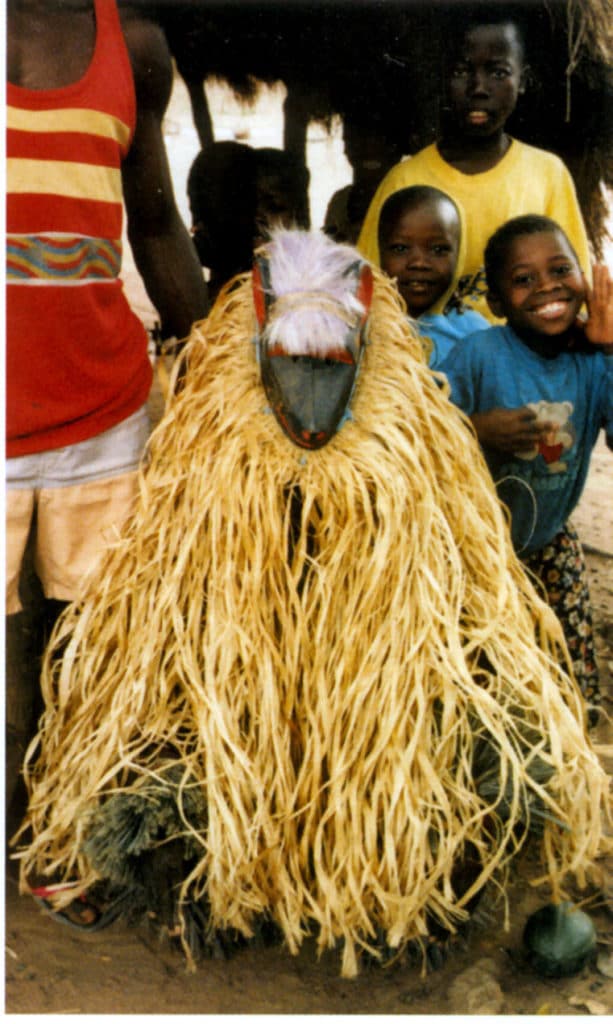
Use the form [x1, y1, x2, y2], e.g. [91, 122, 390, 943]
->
[523, 901, 597, 977]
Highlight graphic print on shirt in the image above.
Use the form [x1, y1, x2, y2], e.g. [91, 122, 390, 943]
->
[515, 400, 575, 473]
[458, 268, 488, 305]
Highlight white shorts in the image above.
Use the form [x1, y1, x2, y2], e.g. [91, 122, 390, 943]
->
[6, 407, 150, 612]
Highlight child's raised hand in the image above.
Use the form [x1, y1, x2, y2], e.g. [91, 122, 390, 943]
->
[470, 407, 551, 453]
[583, 264, 613, 348]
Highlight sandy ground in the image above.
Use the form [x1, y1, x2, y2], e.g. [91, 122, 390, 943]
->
[4, 74, 613, 1018]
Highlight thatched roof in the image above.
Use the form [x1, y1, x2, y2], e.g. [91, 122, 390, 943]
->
[138, 0, 612, 256]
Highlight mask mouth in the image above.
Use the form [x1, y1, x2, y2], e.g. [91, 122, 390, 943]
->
[262, 353, 360, 450]
[252, 231, 374, 450]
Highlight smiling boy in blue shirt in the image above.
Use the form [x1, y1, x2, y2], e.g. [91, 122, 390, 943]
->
[443, 214, 613, 723]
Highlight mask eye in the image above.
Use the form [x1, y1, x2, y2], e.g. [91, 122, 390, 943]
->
[356, 263, 374, 326]
[270, 348, 355, 365]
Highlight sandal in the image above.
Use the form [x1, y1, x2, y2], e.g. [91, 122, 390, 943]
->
[31, 883, 127, 932]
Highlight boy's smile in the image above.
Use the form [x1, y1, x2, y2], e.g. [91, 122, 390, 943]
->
[488, 230, 586, 347]
[379, 200, 460, 316]
[447, 23, 526, 140]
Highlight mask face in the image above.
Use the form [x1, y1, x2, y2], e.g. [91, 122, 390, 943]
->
[253, 255, 373, 450]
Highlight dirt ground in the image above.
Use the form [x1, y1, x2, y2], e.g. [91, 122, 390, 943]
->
[4, 74, 613, 1017]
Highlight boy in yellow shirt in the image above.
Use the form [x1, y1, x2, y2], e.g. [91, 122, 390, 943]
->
[358, 12, 590, 321]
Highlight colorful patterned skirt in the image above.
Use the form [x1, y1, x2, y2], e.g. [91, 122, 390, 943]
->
[522, 523, 600, 723]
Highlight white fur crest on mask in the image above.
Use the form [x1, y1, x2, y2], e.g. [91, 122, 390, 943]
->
[261, 229, 367, 358]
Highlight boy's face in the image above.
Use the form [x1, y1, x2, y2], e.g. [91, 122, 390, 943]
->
[344, 127, 401, 181]
[380, 199, 460, 316]
[488, 230, 586, 341]
[447, 23, 525, 139]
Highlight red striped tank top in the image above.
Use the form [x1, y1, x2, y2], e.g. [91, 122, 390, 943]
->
[7, 0, 152, 458]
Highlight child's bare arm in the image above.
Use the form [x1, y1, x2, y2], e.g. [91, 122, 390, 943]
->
[470, 407, 552, 453]
[583, 264, 613, 348]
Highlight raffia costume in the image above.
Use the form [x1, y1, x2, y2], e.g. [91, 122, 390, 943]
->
[17, 231, 609, 977]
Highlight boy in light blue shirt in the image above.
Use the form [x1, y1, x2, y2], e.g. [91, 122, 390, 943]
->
[377, 186, 488, 369]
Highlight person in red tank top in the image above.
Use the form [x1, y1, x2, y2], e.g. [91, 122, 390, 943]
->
[6, 0, 209, 815]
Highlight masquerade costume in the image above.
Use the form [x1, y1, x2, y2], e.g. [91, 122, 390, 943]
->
[18, 231, 608, 976]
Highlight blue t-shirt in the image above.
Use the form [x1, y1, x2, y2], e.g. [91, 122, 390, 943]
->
[443, 324, 613, 554]
[417, 307, 490, 370]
